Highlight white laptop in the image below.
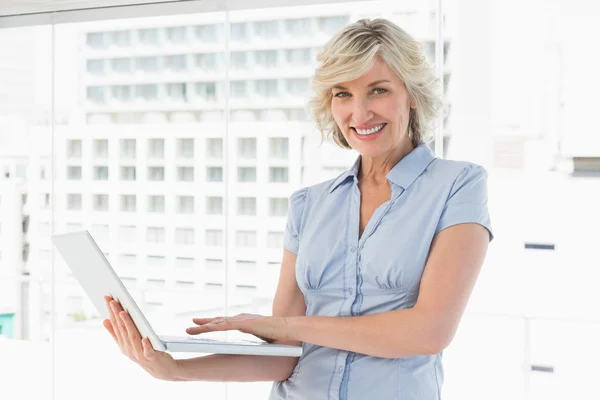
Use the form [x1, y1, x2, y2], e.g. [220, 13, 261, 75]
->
[51, 230, 302, 357]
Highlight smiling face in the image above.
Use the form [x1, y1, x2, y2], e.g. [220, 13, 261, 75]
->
[330, 57, 416, 161]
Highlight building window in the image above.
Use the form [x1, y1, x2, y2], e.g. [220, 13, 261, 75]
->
[134, 84, 158, 100]
[86, 59, 104, 75]
[120, 195, 136, 212]
[285, 18, 312, 36]
[86, 32, 104, 48]
[286, 78, 309, 96]
[111, 85, 131, 101]
[138, 28, 159, 45]
[147, 227, 165, 244]
[230, 23, 247, 41]
[230, 81, 248, 99]
[40, 193, 50, 210]
[111, 58, 131, 74]
[67, 140, 82, 158]
[267, 231, 284, 249]
[167, 83, 187, 102]
[67, 194, 82, 210]
[206, 167, 223, 182]
[285, 48, 311, 66]
[67, 166, 82, 180]
[236, 230, 257, 247]
[94, 166, 109, 180]
[255, 50, 278, 69]
[94, 139, 108, 158]
[177, 138, 194, 159]
[177, 166, 194, 182]
[93, 194, 109, 211]
[256, 79, 278, 98]
[196, 24, 219, 42]
[206, 138, 223, 159]
[237, 138, 256, 159]
[254, 20, 279, 38]
[230, 52, 248, 70]
[195, 53, 218, 71]
[237, 167, 256, 183]
[318, 16, 349, 35]
[120, 166, 136, 181]
[205, 229, 223, 247]
[269, 198, 288, 217]
[148, 167, 164, 181]
[119, 226, 136, 242]
[196, 82, 218, 102]
[177, 196, 194, 214]
[167, 26, 187, 43]
[147, 256, 165, 267]
[166, 54, 187, 71]
[206, 196, 223, 215]
[269, 137, 289, 159]
[120, 139, 136, 159]
[148, 195, 165, 213]
[237, 197, 256, 216]
[175, 257, 194, 268]
[87, 86, 106, 104]
[148, 138, 164, 158]
[269, 167, 289, 183]
[110, 31, 131, 47]
[175, 228, 195, 245]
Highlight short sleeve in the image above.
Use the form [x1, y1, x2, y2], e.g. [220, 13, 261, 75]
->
[435, 164, 493, 241]
[284, 188, 308, 254]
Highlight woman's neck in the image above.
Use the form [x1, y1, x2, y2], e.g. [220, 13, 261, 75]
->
[358, 142, 415, 184]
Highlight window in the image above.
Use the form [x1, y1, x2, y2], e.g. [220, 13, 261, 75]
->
[175, 228, 195, 245]
[255, 50, 278, 68]
[237, 197, 256, 216]
[236, 230, 257, 247]
[120, 166, 136, 181]
[318, 16, 349, 34]
[148, 167, 164, 181]
[206, 196, 223, 215]
[111, 85, 131, 101]
[196, 24, 219, 42]
[177, 196, 194, 214]
[269, 137, 289, 159]
[120, 195, 136, 212]
[86, 32, 104, 48]
[111, 58, 131, 74]
[269, 167, 288, 183]
[67, 166, 82, 180]
[110, 31, 130, 47]
[205, 229, 223, 247]
[148, 195, 165, 213]
[135, 57, 159, 72]
[40, 193, 50, 210]
[177, 166, 194, 182]
[86, 59, 104, 75]
[269, 198, 288, 217]
[195, 53, 218, 71]
[147, 227, 165, 244]
[175, 257, 194, 268]
[167, 26, 187, 43]
[254, 21, 279, 38]
[119, 254, 136, 266]
[237, 167, 256, 182]
[230, 23, 247, 41]
[138, 28, 158, 45]
[230, 81, 247, 98]
[67, 194, 82, 210]
[147, 256, 165, 267]
[177, 138, 194, 158]
[206, 167, 223, 182]
[230, 52, 247, 69]
[206, 138, 223, 159]
[196, 82, 217, 102]
[166, 55, 187, 71]
[120, 139, 136, 159]
[267, 231, 284, 249]
[148, 139, 164, 158]
[94, 139, 108, 158]
[285, 48, 311, 66]
[256, 79, 278, 98]
[87, 86, 105, 103]
[167, 83, 187, 101]
[67, 140, 82, 158]
[93, 194, 109, 211]
[285, 18, 312, 36]
[93, 166, 109, 180]
[40, 166, 46, 180]
[237, 138, 256, 159]
[286, 78, 309, 96]
[119, 226, 136, 242]
[134, 84, 158, 101]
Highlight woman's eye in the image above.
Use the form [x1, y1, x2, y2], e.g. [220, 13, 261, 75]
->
[334, 92, 350, 98]
[373, 88, 387, 95]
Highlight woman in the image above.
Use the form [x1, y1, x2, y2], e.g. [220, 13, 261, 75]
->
[104, 18, 493, 399]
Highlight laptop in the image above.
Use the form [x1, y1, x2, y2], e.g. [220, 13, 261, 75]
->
[51, 230, 302, 357]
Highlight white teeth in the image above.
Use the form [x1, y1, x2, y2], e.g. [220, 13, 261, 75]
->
[355, 123, 385, 135]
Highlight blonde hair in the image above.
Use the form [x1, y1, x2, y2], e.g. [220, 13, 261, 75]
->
[309, 18, 442, 148]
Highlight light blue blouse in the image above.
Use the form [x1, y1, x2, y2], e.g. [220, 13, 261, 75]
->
[269, 143, 493, 400]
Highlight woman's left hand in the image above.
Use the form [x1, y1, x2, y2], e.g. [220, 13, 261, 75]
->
[186, 314, 290, 344]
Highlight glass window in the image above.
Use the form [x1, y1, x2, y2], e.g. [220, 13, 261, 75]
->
[269, 137, 289, 159]
[120, 139, 136, 159]
[138, 28, 159, 45]
[111, 58, 131, 74]
[230, 81, 247, 99]
[166, 54, 187, 71]
[134, 84, 158, 101]
[205, 229, 223, 247]
[206, 138, 223, 159]
[177, 166, 194, 182]
[66, 194, 82, 210]
[195, 53, 218, 71]
[206, 167, 223, 182]
[237, 167, 256, 183]
[120, 195, 136, 212]
[237, 197, 256, 216]
[110, 31, 130, 47]
[196, 24, 219, 42]
[269, 197, 288, 217]
[285, 48, 311, 66]
[269, 167, 288, 183]
[147, 256, 165, 268]
[237, 138, 256, 159]
[93, 166, 109, 180]
[206, 196, 223, 215]
[286, 78, 309, 96]
[67, 140, 82, 158]
[87, 86, 106, 103]
[230, 23, 247, 41]
[92, 194, 109, 211]
[148, 167, 164, 181]
[147, 227, 165, 243]
[120, 166, 136, 181]
[256, 79, 278, 98]
[175, 257, 194, 268]
[318, 16, 349, 34]
[148, 138, 164, 158]
[167, 26, 187, 43]
[94, 139, 109, 158]
[230, 51, 247, 69]
[167, 83, 187, 101]
[86, 59, 104, 75]
[148, 195, 165, 213]
[67, 166, 81, 180]
[177, 196, 194, 214]
[254, 20, 279, 38]
[285, 18, 312, 36]
[135, 57, 159, 72]
[111, 85, 131, 101]
[175, 228, 195, 245]
[255, 50, 278, 68]
[235, 230, 257, 247]
[177, 138, 194, 158]
[195, 82, 217, 102]
[86, 32, 104, 48]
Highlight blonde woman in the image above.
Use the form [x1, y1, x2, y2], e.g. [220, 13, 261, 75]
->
[105, 18, 493, 399]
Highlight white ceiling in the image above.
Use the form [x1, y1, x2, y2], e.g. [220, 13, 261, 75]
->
[0, 0, 179, 16]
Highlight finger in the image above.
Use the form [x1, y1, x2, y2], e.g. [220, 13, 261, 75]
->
[102, 319, 118, 342]
[111, 300, 128, 342]
[142, 337, 156, 359]
[120, 312, 144, 357]
[105, 297, 124, 345]
[186, 320, 234, 335]
[192, 317, 223, 325]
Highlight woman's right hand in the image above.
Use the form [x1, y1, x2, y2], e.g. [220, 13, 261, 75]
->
[103, 296, 182, 381]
